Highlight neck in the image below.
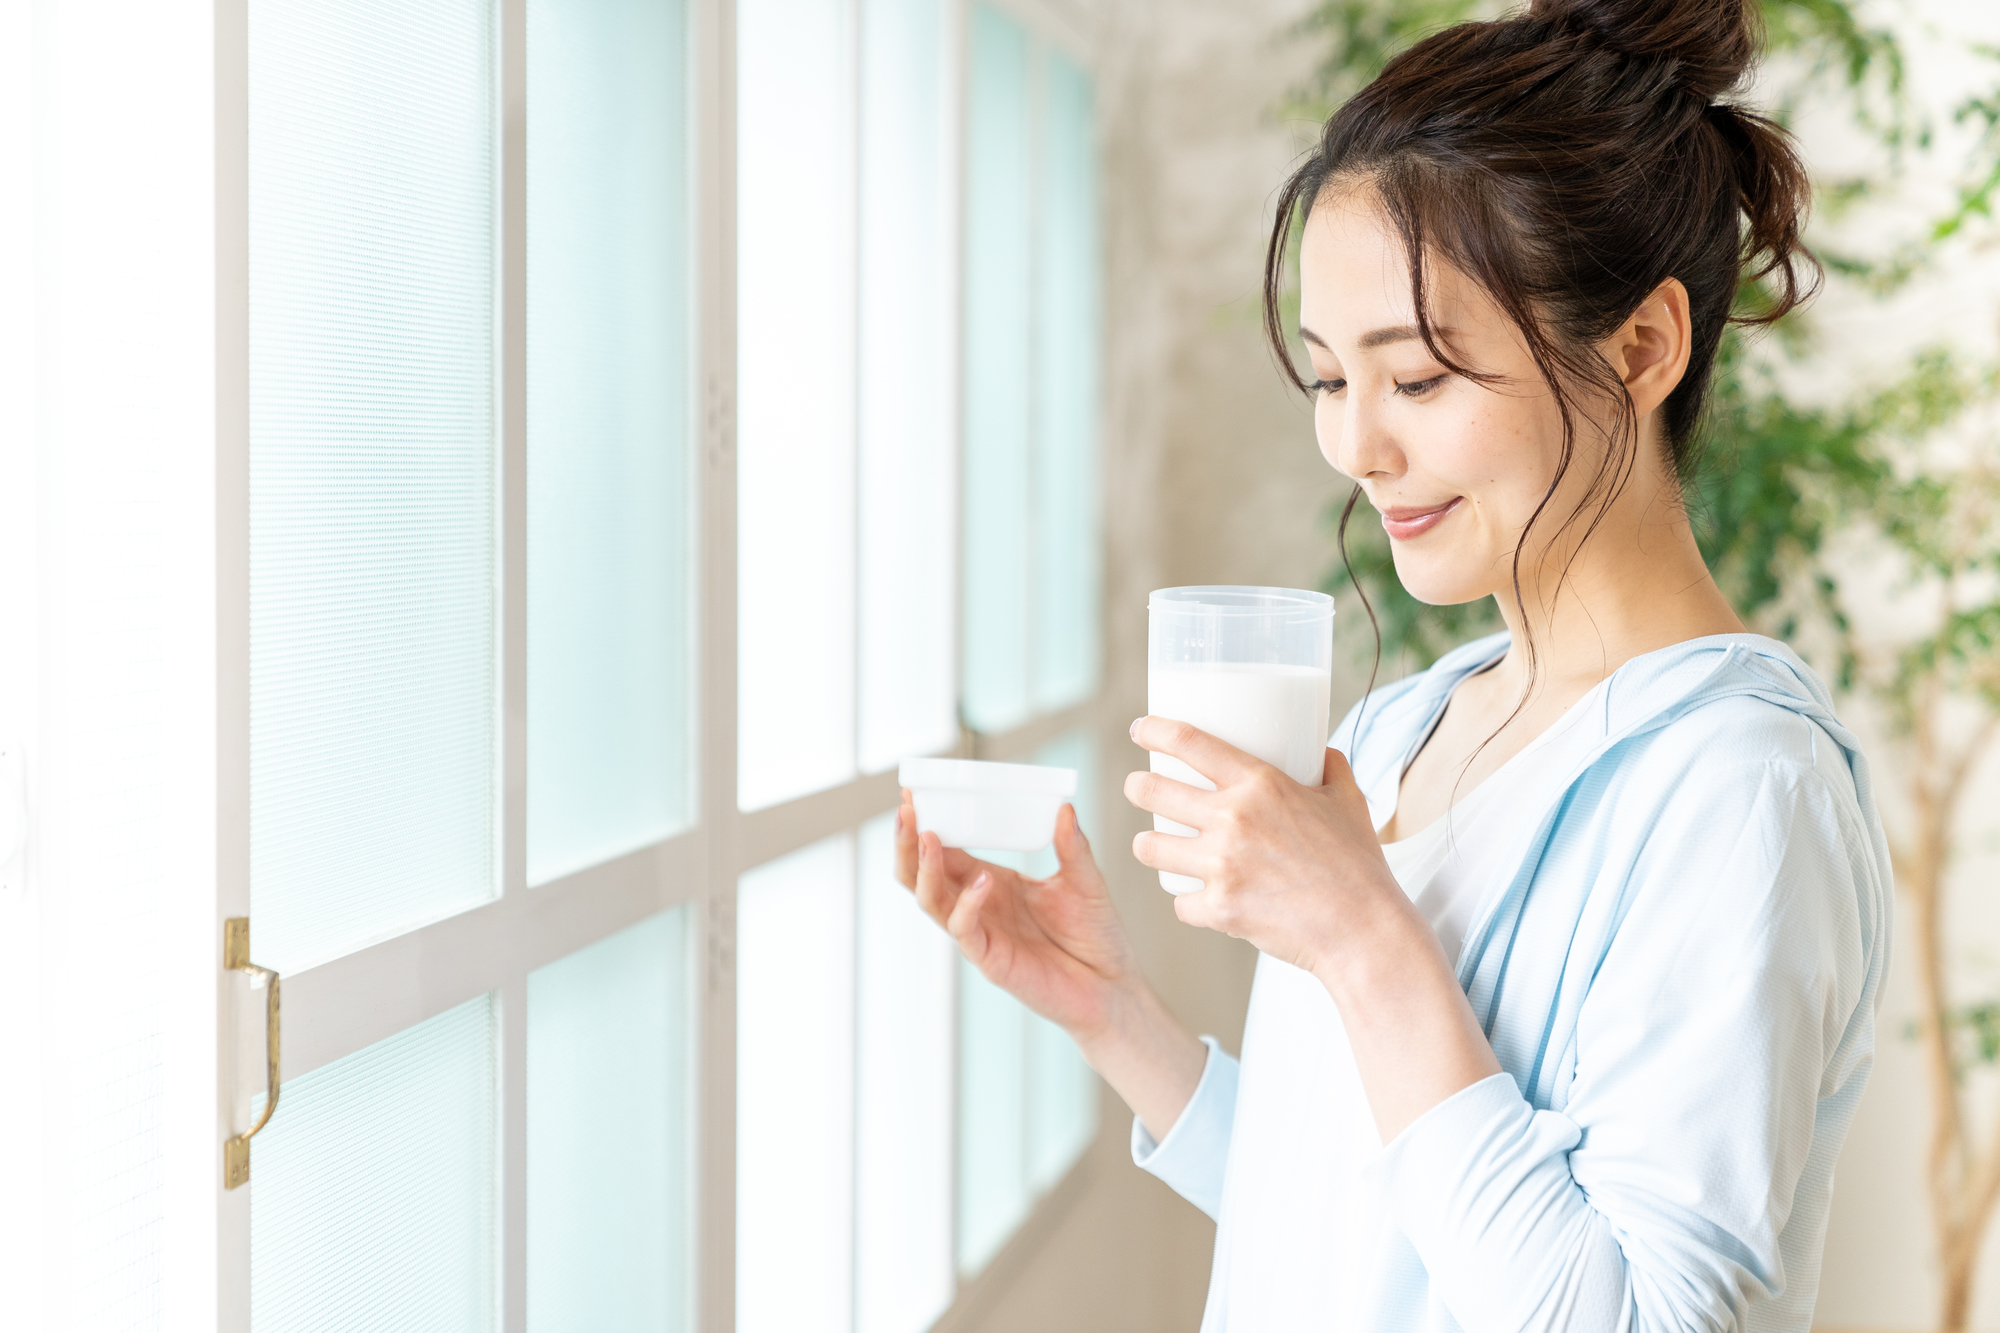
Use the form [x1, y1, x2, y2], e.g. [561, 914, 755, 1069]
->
[1486, 478, 1744, 700]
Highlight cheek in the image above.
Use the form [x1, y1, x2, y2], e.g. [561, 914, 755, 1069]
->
[1410, 395, 1550, 504]
[1314, 395, 1344, 472]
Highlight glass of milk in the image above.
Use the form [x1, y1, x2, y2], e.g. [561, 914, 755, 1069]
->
[1148, 586, 1334, 894]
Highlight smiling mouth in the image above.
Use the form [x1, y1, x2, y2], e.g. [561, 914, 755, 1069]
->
[1379, 498, 1463, 541]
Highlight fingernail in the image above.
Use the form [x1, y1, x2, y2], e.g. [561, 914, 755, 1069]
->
[1130, 716, 1144, 740]
[971, 871, 991, 892]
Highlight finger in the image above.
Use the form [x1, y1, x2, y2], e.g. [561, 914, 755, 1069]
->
[1122, 768, 1217, 827]
[1130, 715, 1263, 789]
[1051, 803, 1096, 879]
[939, 844, 987, 880]
[913, 831, 964, 924]
[1172, 886, 1231, 935]
[1131, 828, 1209, 878]
[1317, 747, 1376, 824]
[894, 789, 919, 889]
[945, 871, 996, 963]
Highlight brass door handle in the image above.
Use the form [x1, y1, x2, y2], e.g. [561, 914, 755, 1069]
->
[224, 916, 281, 1189]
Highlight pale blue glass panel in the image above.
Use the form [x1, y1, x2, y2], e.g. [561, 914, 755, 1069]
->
[1021, 729, 1094, 880]
[738, 836, 855, 1333]
[527, 910, 690, 1332]
[738, 0, 858, 811]
[1025, 1011, 1095, 1194]
[855, 813, 955, 1333]
[526, 0, 693, 886]
[857, 0, 958, 774]
[249, 0, 498, 973]
[1019, 732, 1099, 1191]
[1031, 54, 1101, 713]
[960, 3, 1032, 734]
[957, 953, 1027, 1277]
[252, 996, 497, 1332]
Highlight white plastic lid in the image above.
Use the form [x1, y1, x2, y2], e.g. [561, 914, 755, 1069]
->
[897, 757, 1078, 797]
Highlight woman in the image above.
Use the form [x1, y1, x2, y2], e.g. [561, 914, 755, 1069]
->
[896, 0, 1890, 1327]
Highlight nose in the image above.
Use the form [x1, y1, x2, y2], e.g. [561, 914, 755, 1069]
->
[1319, 388, 1404, 482]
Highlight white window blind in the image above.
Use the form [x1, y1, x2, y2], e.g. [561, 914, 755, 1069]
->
[961, 3, 1035, 734]
[736, 0, 860, 813]
[956, 731, 1100, 1276]
[737, 0, 959, 812]
[857, 0, 962, 776]
[1032, 52, 1103, 711]
[526, 0, 695, 887]
[962, 2, 1102, 732]
[250, 997, 500, 1332]
[247, 0, 500, 974]
[855, 812, 957, 1333]
[737, 835, 858, 1333]
[528, 909, 693, 1331]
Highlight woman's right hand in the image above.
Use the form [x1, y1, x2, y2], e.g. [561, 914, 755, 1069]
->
[896, 787, 1211, 1142]
[895, 789, 1137, 1043]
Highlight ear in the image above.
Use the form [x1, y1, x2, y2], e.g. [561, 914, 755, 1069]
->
[1600, 278, 1693, 419]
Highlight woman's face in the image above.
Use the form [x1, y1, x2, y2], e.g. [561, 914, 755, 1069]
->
[1296, 192, 1587, 609]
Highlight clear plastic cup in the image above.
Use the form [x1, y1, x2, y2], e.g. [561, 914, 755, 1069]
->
[1147, 586, 1335, 894]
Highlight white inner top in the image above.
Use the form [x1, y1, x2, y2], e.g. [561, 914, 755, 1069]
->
[1209, 671, 1611, 1332]
[1368, 671, 1609, 960]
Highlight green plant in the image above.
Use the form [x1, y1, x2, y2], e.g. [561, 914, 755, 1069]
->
[1288, 3, 2000, 1327]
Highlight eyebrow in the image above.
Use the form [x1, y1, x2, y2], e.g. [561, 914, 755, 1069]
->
[1298, 323, 1432, 351]
[1360, 324, 1424, 349]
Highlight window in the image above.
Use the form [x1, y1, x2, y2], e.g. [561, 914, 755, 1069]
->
[7, 0, 1104, 1328]
[732, 1, 1105, 1327]
[242, 0, 702, 1326]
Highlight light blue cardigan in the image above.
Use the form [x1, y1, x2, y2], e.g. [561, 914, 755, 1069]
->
[1135, 633, 1892, 1333]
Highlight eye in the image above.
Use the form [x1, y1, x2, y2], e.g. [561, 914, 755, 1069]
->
[1309, 378, 1347, 396]
[1395, 374, 1448, 398]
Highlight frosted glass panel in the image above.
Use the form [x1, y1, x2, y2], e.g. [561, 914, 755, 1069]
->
[857, 0, 958, 774]
[957, 734, 1097, 1272]
[957, 956, 1027, 1276]
[1024, 732, 1097, 1186]
[528, 910, 690, 1332]
[526, 0, 693, 886]
[738, 836, 856, 1333]
[855, 814, 955, 1333]
[1031, 54, 1101, 713]
[960, 3, 1032, 734]
[738, 0, 857, 811]
[249, 0, 498, 972]
[252, 996, 498, 1332]
[1026, 1010, 1095, 1193]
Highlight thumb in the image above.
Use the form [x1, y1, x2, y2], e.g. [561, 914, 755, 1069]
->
[1052, 803, 1094, 873]
[1321, 745, 1355, 790]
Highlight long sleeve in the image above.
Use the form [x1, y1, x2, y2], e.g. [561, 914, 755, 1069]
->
[1130, 1035, 1240, 1221]
[1361, 749, 1883, 1333]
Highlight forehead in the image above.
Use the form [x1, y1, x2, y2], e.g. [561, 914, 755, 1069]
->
[1297, 190, 1486, 347]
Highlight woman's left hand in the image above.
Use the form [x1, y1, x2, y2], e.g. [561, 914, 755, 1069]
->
[1123, 715, 1417, 980]
[1126, 715, 1503, 1140]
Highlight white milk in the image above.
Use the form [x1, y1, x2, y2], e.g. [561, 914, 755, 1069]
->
[1148, 662, 1332, 894]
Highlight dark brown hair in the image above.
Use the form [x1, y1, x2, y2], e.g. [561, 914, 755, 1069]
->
[1266, 0, 1820, 718]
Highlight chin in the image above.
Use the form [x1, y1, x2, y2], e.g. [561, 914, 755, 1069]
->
[1388, 548, 1498, 608]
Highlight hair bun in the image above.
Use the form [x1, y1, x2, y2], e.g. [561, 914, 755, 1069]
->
[1528, 0, 1758, 101]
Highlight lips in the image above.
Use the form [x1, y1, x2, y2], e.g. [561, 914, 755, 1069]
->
[1378, 497, 1463, 541]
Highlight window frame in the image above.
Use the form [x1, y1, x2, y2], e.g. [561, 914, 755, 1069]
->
[212, 0, 1107, 1327]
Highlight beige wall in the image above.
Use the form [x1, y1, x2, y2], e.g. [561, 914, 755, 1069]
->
[954, 1, 2000, 1330]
